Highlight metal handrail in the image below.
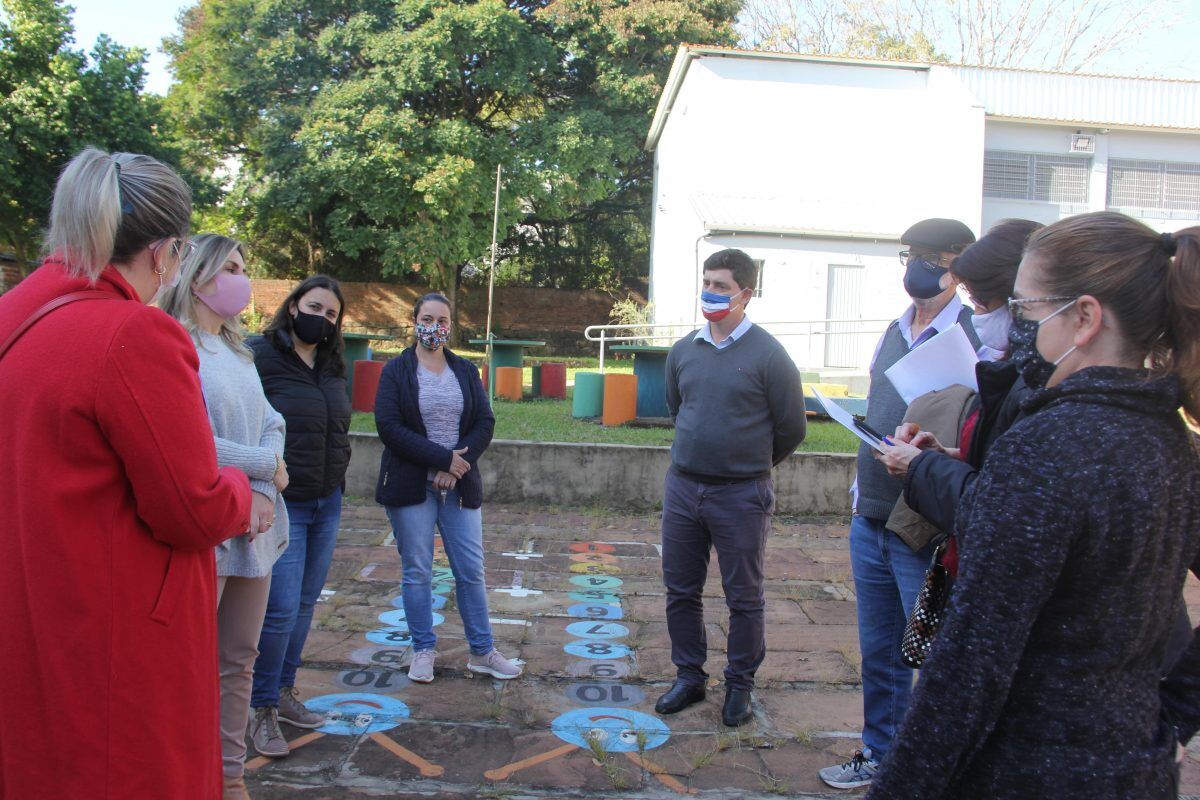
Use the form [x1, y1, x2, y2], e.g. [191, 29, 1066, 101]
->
[584, 319, 893, 372]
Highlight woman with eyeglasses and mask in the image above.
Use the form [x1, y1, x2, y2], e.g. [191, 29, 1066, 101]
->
[160, 234, 289, 799]
[245, 276, 351, 759]
[866, 211, 1200, 800]
[374, 293, 522, 684]
[0, 149, 253, 798]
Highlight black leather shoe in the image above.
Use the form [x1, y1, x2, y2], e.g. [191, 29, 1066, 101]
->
[654, 681, 705, 715]
[722, 687, 753, 727]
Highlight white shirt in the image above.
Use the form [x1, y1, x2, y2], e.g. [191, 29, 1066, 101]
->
[868, 295, 965, 372]
[696, 315, 753, 350]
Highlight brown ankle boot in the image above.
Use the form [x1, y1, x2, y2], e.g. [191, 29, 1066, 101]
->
[223, 774, 251, 800]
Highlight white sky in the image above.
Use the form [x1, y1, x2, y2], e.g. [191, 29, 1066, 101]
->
[65, 0, 1200, 97]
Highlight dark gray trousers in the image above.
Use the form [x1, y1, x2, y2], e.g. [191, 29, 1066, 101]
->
[661, 468, 775, 690]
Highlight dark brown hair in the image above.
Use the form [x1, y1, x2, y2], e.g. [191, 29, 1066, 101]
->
[703, 248, 757, 292]
[262, 275, 347, 376]
[951, 218, 1043, 308]
[1024, 211, 1200, 422]
[413, 292, 452, 320]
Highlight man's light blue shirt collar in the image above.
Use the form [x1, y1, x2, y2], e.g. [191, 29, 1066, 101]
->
[697, 315, 752, 349]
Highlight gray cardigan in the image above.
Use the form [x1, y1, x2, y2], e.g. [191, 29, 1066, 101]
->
[195, 331, 289, 577]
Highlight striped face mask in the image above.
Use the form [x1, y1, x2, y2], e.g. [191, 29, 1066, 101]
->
[700, 290, 745, 322]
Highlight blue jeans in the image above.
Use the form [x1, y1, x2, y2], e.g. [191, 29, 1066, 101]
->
[386, 485, 493, 655]
[849, 514, 938, 761]
[251, 487, 342, 707]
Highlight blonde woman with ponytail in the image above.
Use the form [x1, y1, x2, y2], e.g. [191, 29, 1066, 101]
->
[0, 149, 253, 799]
[867, 211, 1200, 800]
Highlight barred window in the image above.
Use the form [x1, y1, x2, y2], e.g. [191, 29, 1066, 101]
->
[983, 151, 1090, 204]
[1108, 159, 1200, 218]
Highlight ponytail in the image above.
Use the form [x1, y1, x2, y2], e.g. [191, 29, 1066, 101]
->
[44, 147, 192, 283]
[1163, 227, 1200, 424]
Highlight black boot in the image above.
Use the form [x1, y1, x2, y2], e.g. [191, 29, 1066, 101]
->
[722, 687, 753, 727]
[654, 680, 706, 715]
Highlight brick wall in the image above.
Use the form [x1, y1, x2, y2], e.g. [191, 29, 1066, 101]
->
[249, 280, 636, 355]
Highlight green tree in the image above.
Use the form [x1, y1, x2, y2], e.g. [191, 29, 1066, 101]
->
[0, 0, 180, 269]
[166, 0, 739, 322]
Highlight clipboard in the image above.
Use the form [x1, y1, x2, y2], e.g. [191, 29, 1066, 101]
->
[811, 387, 887, 453]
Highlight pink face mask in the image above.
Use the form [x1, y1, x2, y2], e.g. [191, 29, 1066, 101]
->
[195, 271, 252, 319]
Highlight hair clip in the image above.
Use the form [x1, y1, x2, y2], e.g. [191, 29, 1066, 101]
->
[112, 160, 134, 215]
[1161, 231, 1177, 257]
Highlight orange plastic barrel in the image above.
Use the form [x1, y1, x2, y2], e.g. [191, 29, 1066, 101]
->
[351, 359, 384, 413]
[495, 366, 523, 401]
[540, 362, 567, 399]
[602, 373, 637, 426]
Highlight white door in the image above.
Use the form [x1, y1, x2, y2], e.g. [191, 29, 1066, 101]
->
[825, 265, 865, 368]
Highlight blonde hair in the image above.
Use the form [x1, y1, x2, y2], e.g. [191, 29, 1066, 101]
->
[159, 234, 253, 360]
[44, 147, 191, 282]
[1025, 211, 1200, 423]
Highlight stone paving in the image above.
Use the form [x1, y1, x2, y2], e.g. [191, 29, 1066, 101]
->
[245, 500, 1200, 799]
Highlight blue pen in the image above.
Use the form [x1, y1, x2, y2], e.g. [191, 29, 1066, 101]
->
[882, 436, 894, 446]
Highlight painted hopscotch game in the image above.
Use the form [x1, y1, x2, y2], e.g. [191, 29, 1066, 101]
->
[243, 500, 1200, 798]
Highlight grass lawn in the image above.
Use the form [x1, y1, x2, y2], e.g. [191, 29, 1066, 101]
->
[351, 395, 860, 453]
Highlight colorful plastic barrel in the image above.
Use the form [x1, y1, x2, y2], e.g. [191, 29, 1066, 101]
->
[602, 373, 637, 427]
[571, 372, 604, 418]
[540, 362, 567, 400]
[495, 366, 523, 401]
[351, 359, 384, 413]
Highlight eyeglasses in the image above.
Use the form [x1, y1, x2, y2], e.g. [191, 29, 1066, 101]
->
[1007, 295, 1075, 321]
[899, 250, 952, 268]
[150, 237, 196, 262]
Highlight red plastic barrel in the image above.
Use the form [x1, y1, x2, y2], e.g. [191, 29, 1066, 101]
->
[540, 362, 567, 399]
[351, 359, 384, 412]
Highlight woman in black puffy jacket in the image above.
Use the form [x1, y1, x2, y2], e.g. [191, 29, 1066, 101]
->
[246, 275, 352, 757]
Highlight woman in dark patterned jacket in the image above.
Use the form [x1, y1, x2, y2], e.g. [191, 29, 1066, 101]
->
[867, 211, 1200, 800]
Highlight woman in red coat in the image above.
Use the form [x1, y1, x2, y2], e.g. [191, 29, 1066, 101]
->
[0, 148, 253, 799]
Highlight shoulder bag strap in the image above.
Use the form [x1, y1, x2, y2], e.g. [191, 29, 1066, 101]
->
[0, 290, 116, 362]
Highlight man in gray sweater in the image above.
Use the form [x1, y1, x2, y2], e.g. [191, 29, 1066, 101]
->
[819, 218, 979, 790]
[654, 248, 807, 727]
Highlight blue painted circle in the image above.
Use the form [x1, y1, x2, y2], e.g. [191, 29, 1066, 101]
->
[432, 581, 454, 595]
[431, 567, 454, 582]
[565, 621, 630, 640]
[567, 603, 623, 620]
[304, 693, 410, 735]
[564, 640, 631, 660]
[569, 575, 623, 590]
[390, 594, 447, 610]
[568, 591, 620, 605]
[378, 608, 443, 628]
[365, 627, 412, 646]
[551, 707, 670, 752]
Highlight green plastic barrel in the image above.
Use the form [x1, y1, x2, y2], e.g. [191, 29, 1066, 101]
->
[571, 371, 604, 418]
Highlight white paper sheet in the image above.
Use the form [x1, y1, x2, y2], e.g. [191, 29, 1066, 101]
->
[884, 323, 979, 405]
[811, 387, 886, 453]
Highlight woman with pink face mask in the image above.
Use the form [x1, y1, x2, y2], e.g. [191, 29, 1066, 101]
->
[161, 234, 290, 800]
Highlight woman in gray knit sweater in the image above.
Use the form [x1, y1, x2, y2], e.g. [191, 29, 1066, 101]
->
[161, 235, 290, 800]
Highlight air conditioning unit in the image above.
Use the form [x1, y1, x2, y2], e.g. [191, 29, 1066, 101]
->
[1070, 134, 1095, 154]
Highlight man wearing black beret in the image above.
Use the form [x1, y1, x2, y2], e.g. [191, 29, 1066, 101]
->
[820, 218, 980, 789]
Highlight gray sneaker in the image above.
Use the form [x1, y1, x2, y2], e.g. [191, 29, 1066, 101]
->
[467, 649, 523, 680]
[408, 649, 437, 683]
[278, 686, 325, 729]
[248, 706, 289, 758]
[818, 749, 879, 789]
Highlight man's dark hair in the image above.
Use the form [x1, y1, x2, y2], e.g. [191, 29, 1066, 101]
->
[703, 248, 757, 292]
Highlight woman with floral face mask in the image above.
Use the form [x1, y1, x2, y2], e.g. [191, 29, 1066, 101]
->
[160, 234, 289, 799]
[374, 292, 521, 684]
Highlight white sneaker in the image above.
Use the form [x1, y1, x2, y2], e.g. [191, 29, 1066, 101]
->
[408, 649, 437, 683]
[467, 649, 523, 680]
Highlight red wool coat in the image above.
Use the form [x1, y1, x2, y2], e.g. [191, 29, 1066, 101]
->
[0, 261, 252, 799]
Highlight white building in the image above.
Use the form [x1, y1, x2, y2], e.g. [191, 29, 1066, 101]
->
[645, 46, 1200, 375]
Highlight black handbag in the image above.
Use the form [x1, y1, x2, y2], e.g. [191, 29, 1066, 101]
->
[900, 537, 951, 669]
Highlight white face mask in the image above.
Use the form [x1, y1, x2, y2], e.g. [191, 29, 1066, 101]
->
[972, 305, 1012, 356]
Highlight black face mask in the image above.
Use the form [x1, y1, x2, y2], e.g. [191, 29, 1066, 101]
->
[292, 310, 336, 345]
[1007, 298, 1077, 390]
[903, 256, 949, 300]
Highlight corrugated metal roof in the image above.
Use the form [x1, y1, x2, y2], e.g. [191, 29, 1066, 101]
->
[950, 65, 1200, 131]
